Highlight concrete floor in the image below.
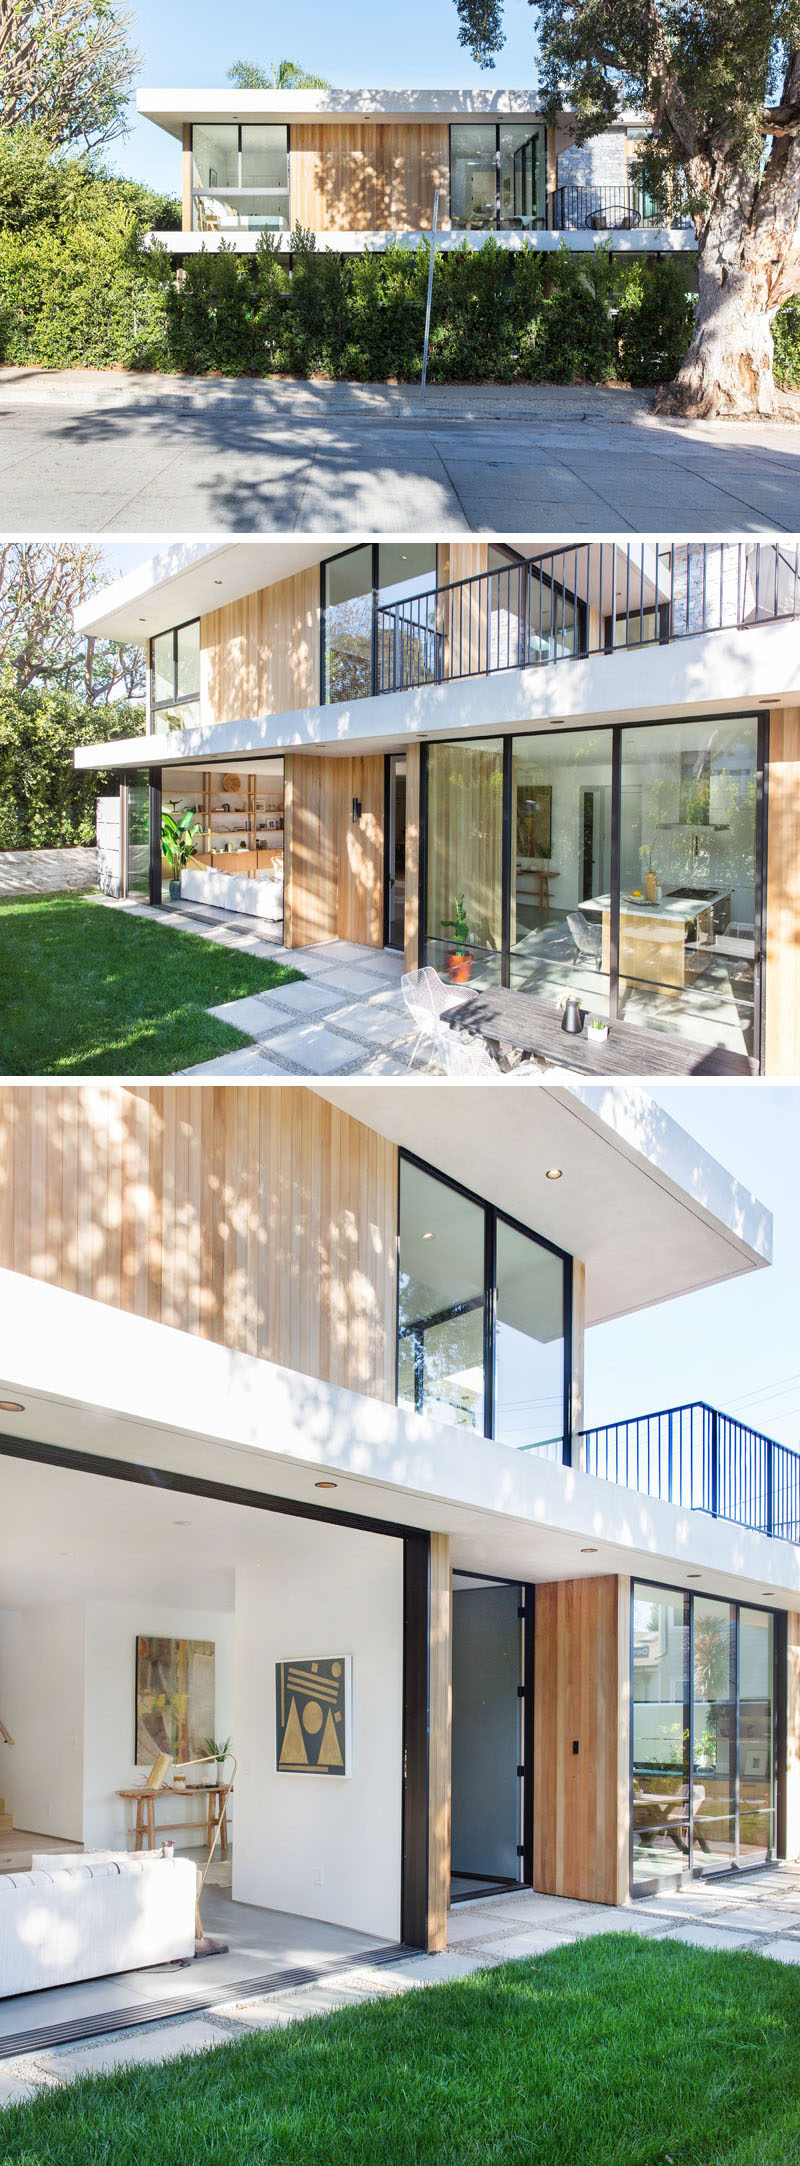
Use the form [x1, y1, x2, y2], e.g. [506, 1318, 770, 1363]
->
[3, 1863, 800, 2107]
[1, 372, 798, 532]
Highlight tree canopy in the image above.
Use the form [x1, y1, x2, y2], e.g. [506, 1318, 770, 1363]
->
[452, 0, 800, 413]
[0, 544, 145, 706]
[0, 0, 140, 150]
[226, 58, 331, 90]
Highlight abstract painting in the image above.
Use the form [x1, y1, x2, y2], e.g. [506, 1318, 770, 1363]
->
[135, 1635, 215, 1767]
[275, 1656, 350, 1776]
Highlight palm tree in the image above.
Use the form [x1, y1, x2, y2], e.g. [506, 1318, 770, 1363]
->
[226, 59, 331, 90]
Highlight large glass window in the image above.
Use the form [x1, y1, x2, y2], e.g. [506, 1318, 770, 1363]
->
[124, 773, 152, 899]
[632, 1582, 776, 1893]
[191, 123, 289, 233]
[450, 123, 545, 230]
[397, 1154, 569, 1452]
[426, 739, 503, 987]
[151, 622, 201, 733]
[324, 545, 437, 702]
[510, 729, 613, 1014]
[398, 1159, 486, 1433]
[619, 716, 759, 1061]
[494, 1219, 565, 1455]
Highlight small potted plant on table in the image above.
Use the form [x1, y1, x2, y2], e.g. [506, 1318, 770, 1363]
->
[202, 1736, 231, 1785]
[441, 896, 473, 983]
[162, 808, 202, 902]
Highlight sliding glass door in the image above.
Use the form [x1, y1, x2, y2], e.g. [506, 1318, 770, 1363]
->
[421, 713, 764, 1064]
[632, 1581, 776, 1894]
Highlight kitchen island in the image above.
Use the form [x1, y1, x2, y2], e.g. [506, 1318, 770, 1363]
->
[590, 886, 732, 990]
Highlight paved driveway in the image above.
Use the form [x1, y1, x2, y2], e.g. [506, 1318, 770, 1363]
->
[2, 372, 798, 532]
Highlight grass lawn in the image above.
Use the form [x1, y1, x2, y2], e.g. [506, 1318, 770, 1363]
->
[3, 1937, 800, 2166]
[0, 895, 303, 1076]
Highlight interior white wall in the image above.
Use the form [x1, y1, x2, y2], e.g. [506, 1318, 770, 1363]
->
[0, 1604, 85, 1841]
[83, 1601, 235, 1850]
[234, 1520, 403, 1940]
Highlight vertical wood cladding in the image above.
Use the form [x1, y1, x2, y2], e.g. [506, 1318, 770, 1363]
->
[765, 708, 800, 1077]
[290, 123, 451, 231]
[284, 753, 385, 949]
[534, 1575, 630, 1905]
[200, 571, 320, 725]
[0, 1088, 398, 1405]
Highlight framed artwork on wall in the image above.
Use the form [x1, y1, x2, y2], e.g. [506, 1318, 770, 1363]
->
[134, 1635, 215, 1766]
[516, 782, 552, 860]
[275, 1656, 352, 1776]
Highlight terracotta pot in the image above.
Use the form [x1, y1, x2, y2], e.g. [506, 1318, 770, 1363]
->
[447, 952, 473, 983]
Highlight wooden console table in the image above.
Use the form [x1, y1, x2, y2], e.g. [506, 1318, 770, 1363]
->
[117, 1782, 232, 1856]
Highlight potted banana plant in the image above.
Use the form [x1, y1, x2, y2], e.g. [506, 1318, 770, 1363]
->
[162, 808, 202, 901]
[441, 896, 473, 983]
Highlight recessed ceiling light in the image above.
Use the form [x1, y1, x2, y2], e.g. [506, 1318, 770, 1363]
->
[0, 1400, 24, 1413]
[687, 1572, 701, 1579]
[581, 1546, 597, 1554]
[546, 1167, 562, 1181]
[214, 579, 223, 585]
[172, 1518, 190, 1526]
[421, 1230, 435, 1241]
[315, 1480, 338, 1490]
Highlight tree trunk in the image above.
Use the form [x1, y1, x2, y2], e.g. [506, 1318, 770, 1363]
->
[656, 252, 777, 418]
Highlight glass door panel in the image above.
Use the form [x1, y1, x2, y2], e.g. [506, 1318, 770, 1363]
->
[125, 777, 150, 899]
[426, 739, 503, 986]
[632, 1585, 691, 1888]
[692, 1597, 736, 1875]
[738, 1608, 775, 1863]
[510, 730, 612, 1013]
[619, 716, 758, 1061]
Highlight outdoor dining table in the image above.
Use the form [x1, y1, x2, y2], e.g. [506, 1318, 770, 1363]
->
[445, 987, 754, 1077]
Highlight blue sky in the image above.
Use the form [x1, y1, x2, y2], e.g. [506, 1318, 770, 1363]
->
[111, 0, 540, 192]
[583, 1085, 798, 1447]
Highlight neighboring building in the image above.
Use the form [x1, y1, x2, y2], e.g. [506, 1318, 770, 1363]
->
[0, 1081, 796, 1991]
[75, 538, 800, 1075]
[136, 88, 696, 256]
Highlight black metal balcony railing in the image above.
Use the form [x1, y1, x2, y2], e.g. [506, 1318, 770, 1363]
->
[546, 184, 688, 232]
[570, 1401, 800, 1545]
[374, 542, 800, 697]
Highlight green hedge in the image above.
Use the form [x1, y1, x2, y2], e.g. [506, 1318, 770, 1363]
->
[2, 219, 798, 388]
[0, 686, 145, 850]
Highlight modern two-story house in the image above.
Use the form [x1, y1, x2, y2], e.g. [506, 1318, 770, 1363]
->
[0, 1078, 798, 2052]
[136, 87, 696, 257]
[74, 537, 800, 1076]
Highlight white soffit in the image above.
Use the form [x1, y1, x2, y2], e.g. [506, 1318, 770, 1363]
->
[137, 88, 549, 138]
[317, 1082, 771, 1323]
[75, 541, 327, 643]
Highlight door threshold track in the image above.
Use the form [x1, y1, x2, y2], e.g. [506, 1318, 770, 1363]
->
[0, 1942, 412, 2061]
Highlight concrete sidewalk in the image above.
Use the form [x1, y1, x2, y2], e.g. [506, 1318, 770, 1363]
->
[3, 1864, 800, 2107]
[0, 847, 98, 899]
[1, 370, 798, 532]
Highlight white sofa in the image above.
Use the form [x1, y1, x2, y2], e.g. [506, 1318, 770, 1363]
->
[0, 1853, 196, 1998]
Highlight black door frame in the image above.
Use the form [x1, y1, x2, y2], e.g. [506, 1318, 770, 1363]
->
[0, 1428, 433, 1951]
[418, 710, 768, 1070]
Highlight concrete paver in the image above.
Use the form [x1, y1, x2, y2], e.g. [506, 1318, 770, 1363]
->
[5, 1865, 800, 2102]
[2, 372, 797, 531]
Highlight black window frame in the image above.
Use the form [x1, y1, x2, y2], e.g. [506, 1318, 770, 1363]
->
[396, 1146, 573, 1462]
[449, 121, 546, 232]
[320, 544, 441, 704]
[150, 619, 201, 728]
[630, 1574, 780, 1898]
[418, 708, 767, 1073]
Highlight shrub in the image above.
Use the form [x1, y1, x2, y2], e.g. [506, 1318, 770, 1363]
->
[0, 685, 145, 850]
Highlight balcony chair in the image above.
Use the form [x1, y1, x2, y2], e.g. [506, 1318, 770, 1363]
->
[566, 910, 603, 970]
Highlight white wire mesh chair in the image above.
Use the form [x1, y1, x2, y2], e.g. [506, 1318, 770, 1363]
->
[401, 967, 464, 1070]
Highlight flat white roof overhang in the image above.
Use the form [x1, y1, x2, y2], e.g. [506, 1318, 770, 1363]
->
[1, 1269, 795, 1611]
[74, 617, 800, 776]
[74, 542, 326, 644]
[138, 88, 643, 137]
